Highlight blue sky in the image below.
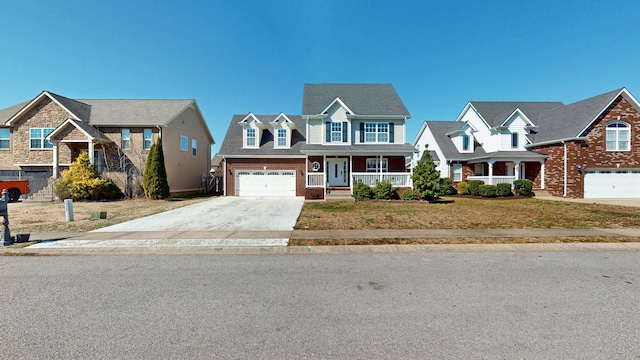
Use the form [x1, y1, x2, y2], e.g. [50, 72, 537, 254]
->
[2, 0, 639, 155]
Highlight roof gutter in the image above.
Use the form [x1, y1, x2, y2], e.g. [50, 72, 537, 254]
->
[526, 137, 587, 148]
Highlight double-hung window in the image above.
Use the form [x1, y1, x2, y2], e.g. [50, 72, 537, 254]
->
[180, 135, 188, 151]
[191, 139, 197, 156]
[121, 129, 131, 150]
[366, 158, 388, 172]
[364, 122, 389, 143]
[606, 121, 630, 151]
[511, 133, 519, 148]
[277, 128, 287, 147]
[143, 129, 152, 150]
[462, 135, 470, 151]
[246, 128, 256, 147]
[331, 122, 343, 142]
[453, 163, 463, 182]
[0, 129, 9, 149]
[30, 128, 54, 149]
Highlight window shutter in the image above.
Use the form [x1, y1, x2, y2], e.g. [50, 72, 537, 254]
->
[360, 123, 365, 143]
[342, 122, 348, 142]
[389, 123, 394, 143]
[326, 122, 331, 143]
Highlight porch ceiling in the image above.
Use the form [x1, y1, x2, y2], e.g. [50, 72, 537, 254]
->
[464, 150, 547, 164]
[300, 143, 417, 156]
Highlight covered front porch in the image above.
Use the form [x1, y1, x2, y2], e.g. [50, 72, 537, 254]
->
[460, 152, 547, 188]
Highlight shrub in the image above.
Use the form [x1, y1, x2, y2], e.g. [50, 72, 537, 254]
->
[457, 181, 469, 195]
[143, 138, 170, 199]
[513, 179, 534, 196]
[411, 147, 441, 202]
[54, 152, 123, 201]
[439, 177, 457, 195]
[466, 180, 485, 196]
[352, 180, 373, 200]
[373, 180, 395, 200]
[496, 183, 513, 197]
[400, 188, 417, 201]
[478, 184, 498, 198]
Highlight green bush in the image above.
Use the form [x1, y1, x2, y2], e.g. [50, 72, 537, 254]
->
[478, 184, 498, 197]
[411, 148, 441, 201]
[54, 152, 123, 201]
[143, 138, 170, 199]
[513, 179, 534, 196]
[457, 181, 469, 195]
[373, 180, 395, 200]
[467, 180, 485, 196]
[400, 188, 417, 201]
[439, 177, 457, 195]
[496, 183, 513, 197]
[352, 180, 373, 200]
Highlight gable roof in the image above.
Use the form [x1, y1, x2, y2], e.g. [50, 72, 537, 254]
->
[302, 83, 410, 117]
[48, 119, 111, 143]
[78, 99, 195, 126]
[218, 114, 306, 157]
[469, 101, 563, 128]
[423, 120, 486, 160]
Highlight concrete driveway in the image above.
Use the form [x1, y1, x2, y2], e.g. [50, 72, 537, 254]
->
[91, 196, 305, 232]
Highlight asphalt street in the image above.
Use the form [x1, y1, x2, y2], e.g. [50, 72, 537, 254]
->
[1, 251, 639, 359]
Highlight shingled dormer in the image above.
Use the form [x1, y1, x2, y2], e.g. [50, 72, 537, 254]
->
[238, 112, 265, 149]
[270, 113, 296, 149]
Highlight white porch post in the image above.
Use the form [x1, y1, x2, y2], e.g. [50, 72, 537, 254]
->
[305, 156, 308, 188]
[540, 160, 545, 189]
[349, 155, 353, 192]
[52, 141, 59, 178]
[323, 155, 327, 194]
[379, 155, 383, 183]
[488, 160, 494, 185]
[88, 141, 95, 165]
[514, 160, 521, 181]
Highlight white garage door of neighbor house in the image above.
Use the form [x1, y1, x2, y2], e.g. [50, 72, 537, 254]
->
[236, 170, 296, 197]
[584, 170, 640, 198]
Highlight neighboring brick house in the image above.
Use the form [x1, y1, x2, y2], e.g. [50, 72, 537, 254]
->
[0, 91, 214, 198]
[218, 83, 417, 199]
[413, 88, 640, 199]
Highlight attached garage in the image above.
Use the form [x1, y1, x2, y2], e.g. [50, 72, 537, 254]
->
[235, 170, 296, 197]
[584, 169, 640, 198]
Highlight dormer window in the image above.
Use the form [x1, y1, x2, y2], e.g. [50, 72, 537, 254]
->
[462, 135, 470, 151]
[270, 113, 295, 149]
[277, 128, 287, 147]
[511, 133, 519, 148]
[331, 122, 343, 142]
[246, 128, 256, 147]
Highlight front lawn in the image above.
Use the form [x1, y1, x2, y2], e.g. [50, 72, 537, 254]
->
[295, 197, 640, 230]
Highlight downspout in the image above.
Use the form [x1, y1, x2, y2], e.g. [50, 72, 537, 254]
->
[562, 141, 567, 198]
[222, 156, 227, 197]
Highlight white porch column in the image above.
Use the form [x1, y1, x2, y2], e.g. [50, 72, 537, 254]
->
[379, 155, 383, 183]
[52, 141, 59, 178]
[305, 156, 308, 188]
[323, 155, 327, 193]
[88, 141, 95, 165]
[540, 160, 545, 189]
[514, 160, 521, 181]
[488, 160, 495, 185]
[349, 155, 353, 191]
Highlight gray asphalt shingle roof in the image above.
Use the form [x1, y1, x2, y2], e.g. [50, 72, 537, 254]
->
[302, 83, 410, 117]
[218, 114, 306, 157]
[470, 101, 564, 127]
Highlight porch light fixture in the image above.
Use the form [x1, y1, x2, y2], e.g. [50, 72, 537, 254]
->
[575, 165, 582, 172]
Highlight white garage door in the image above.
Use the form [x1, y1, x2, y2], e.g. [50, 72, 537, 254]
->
[236, 170, 296, 197]
[584, 170, 640, 198]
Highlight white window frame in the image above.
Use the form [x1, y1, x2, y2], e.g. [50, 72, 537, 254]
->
[121, 129, 131, 150]
[511, 133, 519, 148]
[331, 122, 343, 142]
[462, 134, 470, 151]
[0, 128, 9, 149]
[191, 139, 197, 156]
[180, 135, 188, 151]
[276, 128, 287, 148]
[606, 121, 630, 151]
[143, 129, 152, 150]
[30, 128, 54, 149]
[366, 158, 388, 173]
[245, 128, 256, 148]
[364, 122, 389, 143]
[453, 163, 463, 182]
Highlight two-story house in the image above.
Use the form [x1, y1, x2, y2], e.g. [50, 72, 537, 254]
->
[218, 83, 417, 199]
[0, 90, 214, 198]
[413, 88, 640, 199]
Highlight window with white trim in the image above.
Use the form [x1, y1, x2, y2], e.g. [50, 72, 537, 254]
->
[331, 122, 343, 142]
[366, 158, 388, 172]
[191, 139, 197, 156]
[606, 121, 630, 151]
[121, 129, 131, 150]
[453, 163, 463, 182]
[276, 128, 287, 147]
[364, 122, 389, 143]
[30, 128, 54, 149]
[143, 129, 152, 150]
[246, 128, 256, 147]
[462, 135, 470, 151]
[180, 135, 188, 151]
[511, 133, 519, 148]
[0, 128, 9, 149]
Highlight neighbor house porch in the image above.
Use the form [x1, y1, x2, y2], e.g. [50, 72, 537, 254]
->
[453, 152, 548, 188]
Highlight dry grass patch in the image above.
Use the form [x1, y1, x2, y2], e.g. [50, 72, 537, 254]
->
[295, 197, 640, 230]
[289, 236, 634, 246]
[8, 195, 216, 233]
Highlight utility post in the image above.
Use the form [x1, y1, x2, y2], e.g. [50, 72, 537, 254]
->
[0, 189, 11, 246]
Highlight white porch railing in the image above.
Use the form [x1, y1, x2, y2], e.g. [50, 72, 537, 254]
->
[352, 172, 412, 187]
[307, 173, 325, 187]
[467, 176, 516, 186]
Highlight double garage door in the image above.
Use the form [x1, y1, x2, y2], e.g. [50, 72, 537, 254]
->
[584, 170, 640, 198]
[236, 170, 296, 197]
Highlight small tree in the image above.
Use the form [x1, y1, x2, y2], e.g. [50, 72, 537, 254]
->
[54, 152, 122, 201]
[411, 146, 441, 202]
[142, 138, 170, 199]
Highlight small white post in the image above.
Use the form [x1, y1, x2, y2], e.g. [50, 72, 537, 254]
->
[64, 199, 74, 222]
